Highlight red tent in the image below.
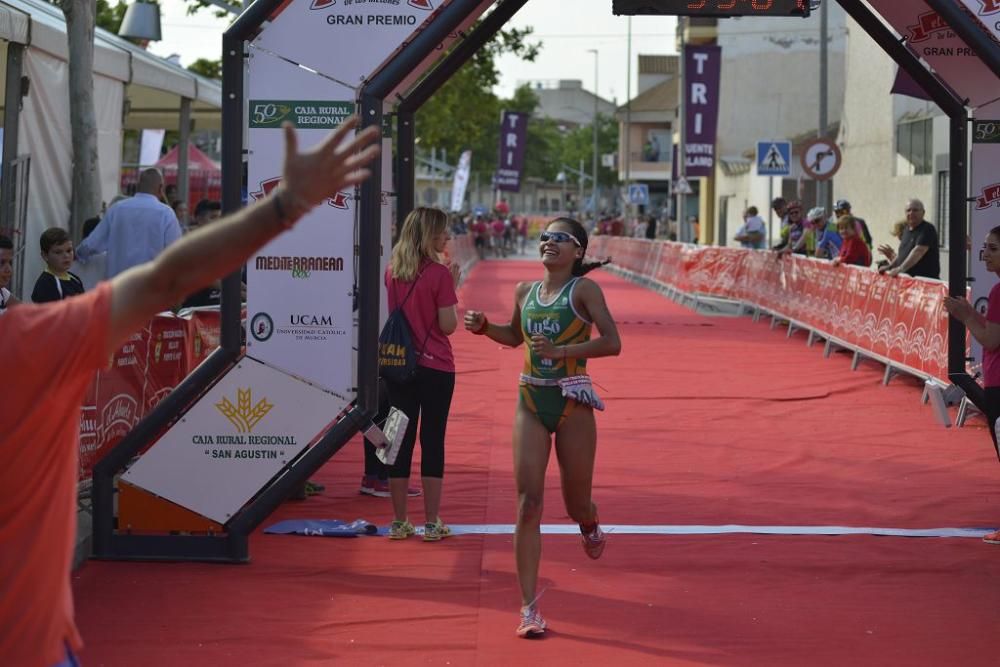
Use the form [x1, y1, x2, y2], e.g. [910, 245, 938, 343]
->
[155, 145, 222, 209]
[155, 144, 220, 173]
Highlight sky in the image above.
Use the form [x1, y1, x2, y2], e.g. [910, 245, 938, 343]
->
[149, 0, 678, 104]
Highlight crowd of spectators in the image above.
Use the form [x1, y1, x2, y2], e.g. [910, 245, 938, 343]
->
[764, 196, 938, 278]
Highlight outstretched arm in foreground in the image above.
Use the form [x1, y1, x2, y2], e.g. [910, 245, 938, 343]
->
[107, 119, 380, 356]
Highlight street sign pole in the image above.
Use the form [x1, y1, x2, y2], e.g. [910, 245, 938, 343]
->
[677, 25, 687, 243]
[767, 176, 774, 248]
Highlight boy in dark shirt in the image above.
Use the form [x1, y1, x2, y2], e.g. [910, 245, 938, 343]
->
[31, 227, 85, 303]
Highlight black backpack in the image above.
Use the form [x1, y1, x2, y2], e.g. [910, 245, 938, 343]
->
[378, 271, 430, 383]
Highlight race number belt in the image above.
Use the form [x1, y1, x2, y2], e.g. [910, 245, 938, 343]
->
[519, 374, 605, 411]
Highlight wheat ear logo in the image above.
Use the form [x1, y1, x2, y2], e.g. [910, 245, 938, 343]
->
[215, 388, 274, 433]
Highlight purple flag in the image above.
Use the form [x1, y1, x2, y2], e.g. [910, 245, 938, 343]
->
[683, 45, 721, 178]
[495, 111, 528, 192]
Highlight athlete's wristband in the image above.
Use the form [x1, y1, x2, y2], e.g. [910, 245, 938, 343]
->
[473, 316, 489, 335]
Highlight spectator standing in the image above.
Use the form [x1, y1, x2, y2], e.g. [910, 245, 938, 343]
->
[383, 207, 460, 542]
[734, 206, 766, 249]
[831, 216, 872, 267]
[772, 197, 789, 238]
[644, 214, 658, 241]
[944, 225, 1000, 545]
[73, 217, 107, 290]
[0, 235, 18, 314]
[76, 168, 183, 279]
[189, 199, 222, 232]
[0, 117, 382, 667]
[171, 199, 189, 229]
[878, 198, 940, 278]
[31, 228, 85, 303]
[491, 215, 507, 258]
[472, 214, 488, 260]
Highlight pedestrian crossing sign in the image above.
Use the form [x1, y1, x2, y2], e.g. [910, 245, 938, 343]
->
[757, 140, 791, 176]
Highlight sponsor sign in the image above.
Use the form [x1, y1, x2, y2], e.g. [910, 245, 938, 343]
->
[495, 111, 528, 192]
[869, 1, 1000, 108]
[253, 0, 437, 87]
[145, 316, 189, 413]
[248, 100, 355, 129]
[958, 0, 1000, 43]
[246, 50, 357, 396]
[122, 358, 349, 523]
[683, 44, 722, 177]
[969, 110, 1000, 366]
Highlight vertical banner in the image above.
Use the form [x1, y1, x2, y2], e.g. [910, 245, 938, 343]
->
[495, 111, 528, 192]
[683, 44, 721, 178]
[451, 150, 472, 211]
[969, 112, 1000, 366]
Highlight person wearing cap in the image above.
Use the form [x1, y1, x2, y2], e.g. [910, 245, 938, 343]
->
[810, 207, 842, 260]
[773, 201, 805, 253]
[833, 199, 872, 252]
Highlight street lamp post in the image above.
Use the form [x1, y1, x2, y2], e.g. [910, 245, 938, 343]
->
[588, 49, 599, 218]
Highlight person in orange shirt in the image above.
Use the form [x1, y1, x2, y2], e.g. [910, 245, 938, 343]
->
[0, 119, 380, 667]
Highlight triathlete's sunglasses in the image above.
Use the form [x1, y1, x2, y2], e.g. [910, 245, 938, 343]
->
[539, 231, 582, 247]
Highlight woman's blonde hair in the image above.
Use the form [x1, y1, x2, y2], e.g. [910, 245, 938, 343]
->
[391, 207, 448, 281]
[890, 220, 906, 238]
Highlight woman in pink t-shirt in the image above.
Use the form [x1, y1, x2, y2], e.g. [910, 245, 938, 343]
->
[944, 224, 1000, 545]
[384, 207, 460, 542]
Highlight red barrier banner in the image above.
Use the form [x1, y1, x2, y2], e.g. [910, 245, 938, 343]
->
[186, 309, 222, 370]
[91, 328, 149, 480]
[588, 239, 951, 384]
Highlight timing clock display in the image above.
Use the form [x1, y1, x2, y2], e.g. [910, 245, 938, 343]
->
[613, 0, 811, 17]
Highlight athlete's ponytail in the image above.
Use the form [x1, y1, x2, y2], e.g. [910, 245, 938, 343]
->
[548, 216, 613, 277]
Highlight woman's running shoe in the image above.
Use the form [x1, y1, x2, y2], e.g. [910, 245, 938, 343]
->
[423, 519, 452, 542]
[388, 520, 415, 540]
[581, 522, 606, 559]
[516, 604, 547, 638]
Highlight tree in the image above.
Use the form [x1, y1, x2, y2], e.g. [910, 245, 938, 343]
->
[555, 114, 620, 189]
[57, 0, 102, 239]
[415, 26, 540, 182]
[96, 0, 128, 33]
[188, 58, 223, 80]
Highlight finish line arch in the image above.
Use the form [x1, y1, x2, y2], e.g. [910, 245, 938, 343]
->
[91, 0, 998, 562]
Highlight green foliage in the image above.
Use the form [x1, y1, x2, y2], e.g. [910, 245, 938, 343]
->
[184, 0, 237, 18]
[415, 25, 540, 182]
[415, 24, 619, 188]
[188, 58, 222, 80]
[95, 0, 128, 33]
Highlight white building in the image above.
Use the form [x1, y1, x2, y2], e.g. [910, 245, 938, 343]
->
[712, 8, 848, 247]
[522, 79, 616, 129]
[835, 16, 950, 263]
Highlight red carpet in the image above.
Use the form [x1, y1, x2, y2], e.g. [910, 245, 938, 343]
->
[73, 260, 1000, 666]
